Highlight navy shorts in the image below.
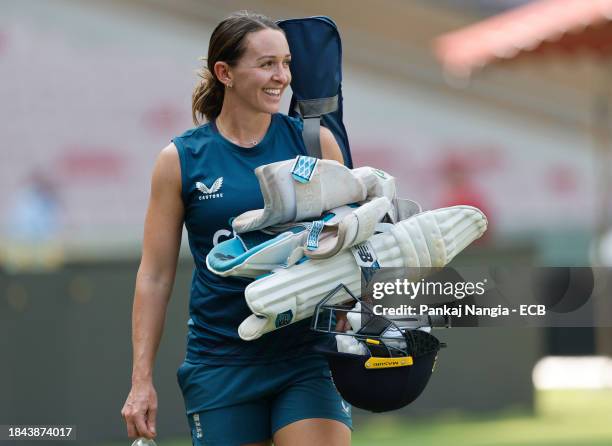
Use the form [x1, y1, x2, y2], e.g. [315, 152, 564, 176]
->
[177, 354, 352, 446]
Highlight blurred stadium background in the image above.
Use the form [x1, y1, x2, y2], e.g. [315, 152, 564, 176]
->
[1, 0, 611, 444]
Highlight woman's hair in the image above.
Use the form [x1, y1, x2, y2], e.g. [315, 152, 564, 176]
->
[192, 11, 283, 124]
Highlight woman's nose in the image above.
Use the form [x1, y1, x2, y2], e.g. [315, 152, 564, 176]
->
[272, 64, 290, 84]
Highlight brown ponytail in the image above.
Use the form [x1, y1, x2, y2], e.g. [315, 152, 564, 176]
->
[191, 11, 283, 125]
[191, 63, 225, 125]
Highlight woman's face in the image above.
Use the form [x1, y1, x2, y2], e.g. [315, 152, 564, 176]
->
[229, 28, 291, 115]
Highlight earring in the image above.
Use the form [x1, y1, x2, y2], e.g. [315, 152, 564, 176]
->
[227, 81, 233, 88]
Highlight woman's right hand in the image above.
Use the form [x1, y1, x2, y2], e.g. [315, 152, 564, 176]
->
[121, 379, 158, 439]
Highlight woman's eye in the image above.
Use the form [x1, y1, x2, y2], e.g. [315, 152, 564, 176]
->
[262, 61, 273, 67]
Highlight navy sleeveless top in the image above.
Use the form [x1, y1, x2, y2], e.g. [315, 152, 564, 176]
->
[172, 113, 330, 365]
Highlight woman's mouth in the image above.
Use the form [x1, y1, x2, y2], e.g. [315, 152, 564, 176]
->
[263, 88, 281, 97]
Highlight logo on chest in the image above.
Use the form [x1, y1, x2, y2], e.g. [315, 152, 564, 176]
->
[196, 177, 224, 200]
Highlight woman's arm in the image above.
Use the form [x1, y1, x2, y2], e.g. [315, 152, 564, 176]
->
[122, 143, 184, 439]
[320, 126, 345, 165]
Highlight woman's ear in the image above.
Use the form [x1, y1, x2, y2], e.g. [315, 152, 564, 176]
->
[213, 61, 233, 88]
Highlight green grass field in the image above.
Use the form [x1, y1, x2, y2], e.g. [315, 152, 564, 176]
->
[109, 390, 612, 446]
[351, 390, 612, 446]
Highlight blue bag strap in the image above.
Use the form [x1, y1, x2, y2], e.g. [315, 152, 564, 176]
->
[277, 16, 353, 168]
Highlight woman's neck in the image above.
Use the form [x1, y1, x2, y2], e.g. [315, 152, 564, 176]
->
[216, 104, 272, 147]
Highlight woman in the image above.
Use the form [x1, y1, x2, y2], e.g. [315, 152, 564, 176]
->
[121, 11, 351, 446]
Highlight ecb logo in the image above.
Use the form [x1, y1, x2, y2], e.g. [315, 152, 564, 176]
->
[275, 309, 294, 328]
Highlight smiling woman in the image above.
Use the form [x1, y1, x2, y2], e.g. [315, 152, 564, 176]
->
[121, 10, 350, 446]
[192, 16, 292, 148]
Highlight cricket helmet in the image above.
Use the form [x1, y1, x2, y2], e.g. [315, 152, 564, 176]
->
[312, 284, 447, 412]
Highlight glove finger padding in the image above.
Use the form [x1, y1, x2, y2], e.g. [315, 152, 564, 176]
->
[231, 156, 396, 234]
[353, 167, 397, 202]
[238, 205, 488, 340]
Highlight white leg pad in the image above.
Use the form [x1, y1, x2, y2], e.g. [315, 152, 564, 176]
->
[238, 205, 488, 340]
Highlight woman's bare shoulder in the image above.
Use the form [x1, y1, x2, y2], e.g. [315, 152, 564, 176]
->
[152, 143, 181, 193]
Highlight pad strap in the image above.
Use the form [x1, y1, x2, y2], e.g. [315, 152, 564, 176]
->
[291, 156, 318, 183]
[306, 220, 325, 250]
